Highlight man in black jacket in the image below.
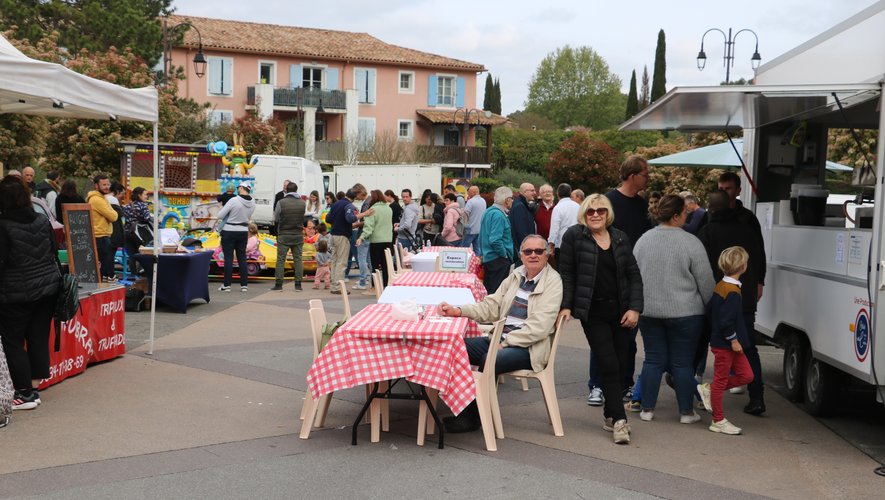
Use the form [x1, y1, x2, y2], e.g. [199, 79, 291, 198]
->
[698, 182, 768, 416]
[271, 182, 306, 292]
[509, 183, 537, 265]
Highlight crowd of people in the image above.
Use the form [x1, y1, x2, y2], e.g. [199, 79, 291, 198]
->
[1, 161, 766, 444]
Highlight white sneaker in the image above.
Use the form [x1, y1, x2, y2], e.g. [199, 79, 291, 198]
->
[639, 410, 654, 421]
[680, 412, 701, 424]
[240, 286, 248, 292]
[602, 417, 614, 432]
[587, 386, 604, 406]
[698, 383, 712, 412]
[613, 419, 631, 444]
[729, 386, 746, 394]
[218, 285, 231, 292]
[352, 284, 367, 290]
[710, 418, 742, 435]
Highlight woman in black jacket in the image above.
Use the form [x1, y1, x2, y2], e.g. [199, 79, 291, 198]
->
[558, 193, 643, 444]
[55, 180, 85, 221]
[0, 175, 61, 411]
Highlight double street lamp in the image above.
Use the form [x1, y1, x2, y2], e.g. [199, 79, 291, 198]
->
[451, 107, 491, 172]
[162, 19, 207, 83]
[697, 28, 762, 84]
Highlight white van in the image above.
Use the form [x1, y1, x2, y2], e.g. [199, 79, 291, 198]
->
[249, 155, 324, 226]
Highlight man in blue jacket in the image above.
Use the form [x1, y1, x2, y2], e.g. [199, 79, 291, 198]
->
[479, 186, 514, 294]
[327, 189, 358, 294]
[509, 183, 537, 266]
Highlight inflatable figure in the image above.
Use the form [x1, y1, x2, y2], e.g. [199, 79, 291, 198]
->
[220, 132, 257, 176]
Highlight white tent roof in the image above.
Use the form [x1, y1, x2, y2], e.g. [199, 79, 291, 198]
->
[0, 33, 157, 122]
[648, 139, 853, 172]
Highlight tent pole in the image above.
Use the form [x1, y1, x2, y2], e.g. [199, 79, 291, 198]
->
[148, 121, 159, 355]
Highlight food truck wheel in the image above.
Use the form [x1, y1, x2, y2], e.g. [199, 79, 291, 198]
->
[782, 334, 807, 402]
[803, 350, 839, 416]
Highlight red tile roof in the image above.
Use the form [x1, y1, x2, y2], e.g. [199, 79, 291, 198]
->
[169, 15, 486, 72]
[416, 109, 508, 126]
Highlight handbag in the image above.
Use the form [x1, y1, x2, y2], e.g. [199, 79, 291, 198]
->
[53, 271, 81, 351]
[320, 319, 346, 351]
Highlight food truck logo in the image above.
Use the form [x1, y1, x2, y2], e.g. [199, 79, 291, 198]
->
[851, 308, 870, 362]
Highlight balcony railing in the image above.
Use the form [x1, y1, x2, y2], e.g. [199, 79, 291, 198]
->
[246, 86, 346, 110]
[286, 139, 346, 162]
[416, 145, 489, 164]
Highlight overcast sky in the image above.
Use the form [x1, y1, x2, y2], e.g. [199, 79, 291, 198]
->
[174, 0, 880, 115]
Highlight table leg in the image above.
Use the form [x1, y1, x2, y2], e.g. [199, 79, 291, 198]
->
[351, 382, 379, 446]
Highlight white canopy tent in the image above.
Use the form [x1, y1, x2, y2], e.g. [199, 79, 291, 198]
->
[648, 139, 854, 172]
[0, 33, 163, 354]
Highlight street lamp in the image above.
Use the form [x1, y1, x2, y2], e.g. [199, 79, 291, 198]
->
[697, 28, 761, 84]
[451, 108, 492, 174]
[162, 19, 207, 83]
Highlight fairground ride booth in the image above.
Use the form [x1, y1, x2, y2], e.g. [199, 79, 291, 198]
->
[0, 33, 162, 387]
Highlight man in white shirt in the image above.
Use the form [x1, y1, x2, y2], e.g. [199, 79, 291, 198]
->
[547, 183, 580, 269]
[461, 186, 486, 255]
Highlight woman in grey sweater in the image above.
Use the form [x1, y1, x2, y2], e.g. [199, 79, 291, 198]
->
[633, 194, 715, 424]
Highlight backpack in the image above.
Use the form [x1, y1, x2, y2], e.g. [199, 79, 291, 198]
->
[455, 208, 469, 237]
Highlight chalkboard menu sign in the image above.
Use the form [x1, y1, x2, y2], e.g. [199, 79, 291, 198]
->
[62, 204, 100, 283]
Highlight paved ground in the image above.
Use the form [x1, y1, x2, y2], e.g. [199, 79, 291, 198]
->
[2, 280, 884, 499]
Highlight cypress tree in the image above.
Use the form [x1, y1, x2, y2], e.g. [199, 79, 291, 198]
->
[639, 65, 651, 110]
[625, 70, 639, 119]
[483, 74, 494, 111]
[493, 78, 502, 114]
[651, 29, 667, 102]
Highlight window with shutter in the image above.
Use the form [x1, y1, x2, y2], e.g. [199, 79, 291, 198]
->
[357, 118, 375, 151]
[208, 57, 233, 96]
[437, 75, 455, 107]
[355, 68, 376, 104]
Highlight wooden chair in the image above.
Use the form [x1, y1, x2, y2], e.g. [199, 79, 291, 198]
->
[417, 319, 505, 451]
[300, 306, 333, 438]
[497, 317, 566, 437]
[394, 243, 411, 275]
[337, 280, 351, 319]
[372, 270, 384, 300]
[384, 248, 398, 281]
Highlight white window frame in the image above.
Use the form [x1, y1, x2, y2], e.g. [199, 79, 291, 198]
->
[354, 67, 377, 105]
[358, 117, 376, 152]
[436, 73, 456, 107]
[303, 66, 324, 89]
[258, 61, 276, 85]
[207, 56, 234, 97]
[398, 70, 415, 94]
[397, 119, 414, 141]
[207, 109, 234, 127]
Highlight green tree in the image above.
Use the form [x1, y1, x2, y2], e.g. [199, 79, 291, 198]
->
[483, 74, 494, 111]
[492, 127, 569, 175]
[545, 132, 621, 193]
[525, 45, 625, 130]
[0, 0, 173, 67]
[651, 30, 667, 102]
[506, 110, 557, 131]
[639, 65, 650, 110]
[625, 70, 639, 120]
[492, 78, 502, 114]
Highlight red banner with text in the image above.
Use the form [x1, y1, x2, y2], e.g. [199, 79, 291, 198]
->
[38, 287, 126, 389]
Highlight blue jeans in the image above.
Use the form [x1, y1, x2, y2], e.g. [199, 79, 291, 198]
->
[639, 315, 704, 414]
[465, 336, 532, 376]
[461, 233, 479, 255]
[397, 237, 414, 253]
[357, 240, 371, 286]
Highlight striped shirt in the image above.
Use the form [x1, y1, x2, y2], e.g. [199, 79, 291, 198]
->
[502, 268, 542, 339]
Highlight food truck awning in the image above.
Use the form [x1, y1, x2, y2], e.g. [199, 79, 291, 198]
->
[620, 83, 881, 132]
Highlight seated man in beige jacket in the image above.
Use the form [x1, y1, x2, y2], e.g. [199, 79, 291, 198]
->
[439, 234, 563, 432]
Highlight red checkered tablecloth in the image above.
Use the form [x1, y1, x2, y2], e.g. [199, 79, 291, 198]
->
[391, 272, 487, 303]
[306, 304, 482, 415]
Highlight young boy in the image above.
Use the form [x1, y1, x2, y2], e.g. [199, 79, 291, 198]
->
[698, 246, 755, 435]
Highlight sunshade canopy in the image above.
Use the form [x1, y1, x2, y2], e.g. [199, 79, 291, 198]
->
[0, 33, 157, 122]
[648, 139, 853, 172]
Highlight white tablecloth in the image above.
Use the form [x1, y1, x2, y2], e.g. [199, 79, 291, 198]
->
[378, 285, 476, 306]
[410, 252, 438, 273]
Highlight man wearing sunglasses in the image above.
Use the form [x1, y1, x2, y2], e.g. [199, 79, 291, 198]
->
[439, 234, 563, 433]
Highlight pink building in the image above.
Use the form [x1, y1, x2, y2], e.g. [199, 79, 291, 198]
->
[166, 15, 506, 166]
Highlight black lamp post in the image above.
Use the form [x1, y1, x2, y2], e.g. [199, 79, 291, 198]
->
[697, 28, 761, 84]
[451, 108, 491, 175]
[162, 19, 207, 83]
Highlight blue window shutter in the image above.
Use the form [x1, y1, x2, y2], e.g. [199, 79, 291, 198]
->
[367, 69, 376, 104]
[221, 59, 233, 95]
[289, 64, 302, 88]
[428, 74, 438, 107]
[355, 70, 367, 103]
[208, 58, 222, 94]
[325, 68, 339, 90]
[455, 77, 465, 108]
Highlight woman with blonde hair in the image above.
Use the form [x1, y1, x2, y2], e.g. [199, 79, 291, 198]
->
[558, 193, 644, 444]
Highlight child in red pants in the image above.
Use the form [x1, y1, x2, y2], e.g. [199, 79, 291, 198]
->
[698, 246, 755, 435]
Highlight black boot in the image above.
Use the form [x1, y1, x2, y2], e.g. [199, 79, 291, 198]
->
[294, 282, 303, 292]
[743, 399, 766, 415]
[443, 401, 481, 433]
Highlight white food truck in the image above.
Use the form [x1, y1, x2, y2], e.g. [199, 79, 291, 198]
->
[621, 2, 885, 415]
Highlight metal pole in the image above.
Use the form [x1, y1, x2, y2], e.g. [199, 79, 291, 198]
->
[148, 122, 159, 355]
[725, 28, 733, 84]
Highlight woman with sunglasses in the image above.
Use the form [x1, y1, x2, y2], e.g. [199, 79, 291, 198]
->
[632, 194, 714, 426]
[558, 194, 644, 445]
